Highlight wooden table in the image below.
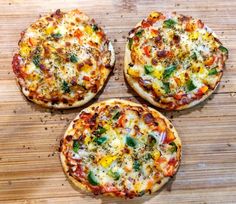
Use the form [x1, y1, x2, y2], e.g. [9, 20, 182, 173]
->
[0, 0, 236, 203]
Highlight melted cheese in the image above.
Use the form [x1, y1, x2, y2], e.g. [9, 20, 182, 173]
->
[61, 100, 181, 196]
[15, 9, 112, 107]
[126, 12, 227, 109]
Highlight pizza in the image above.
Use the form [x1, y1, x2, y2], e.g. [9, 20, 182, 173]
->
[60, 99, 181, 198]
[12, 9, 115, 108]
[124, 11, 228, 110]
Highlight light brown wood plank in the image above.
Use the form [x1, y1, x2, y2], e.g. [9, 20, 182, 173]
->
[0, 0, 236, 203]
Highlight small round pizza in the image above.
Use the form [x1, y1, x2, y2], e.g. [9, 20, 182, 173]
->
[124, 11, 228, 110]
[60, 99, 181, 198]
[12, 9, 115, 108]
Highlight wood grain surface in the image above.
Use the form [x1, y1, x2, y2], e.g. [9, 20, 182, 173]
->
[0, 0, 236, 203]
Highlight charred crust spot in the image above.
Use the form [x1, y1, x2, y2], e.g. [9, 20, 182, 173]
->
[51, 96, 59, 104]
[105, 64, 112, 69]
[62, 98, 68, 104]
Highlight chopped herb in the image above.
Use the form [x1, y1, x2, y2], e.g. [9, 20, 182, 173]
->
[144, 153, 152, 160]
[94, 136, 107, 145]
[133, 160, 141, 171]
[163, 19, 177, 28]
[191, 52, 197, 60]
[70, 54, 78, 63]
[62, 80, 70, 93]
[135, 29, 144, 37]
[92, 24, 98, 32]
[87, 171, 99, 186]
[163, 65, 177, 79]
[128, 38, 133, 50]
[162, 82, 170, 94]
[112, 110, 120, 120]
[169, 142, 177, 153]
[144, 65, 154, 74]
[186, 80, 197, 91]
[94, 126, 107, 135]
[73, 140, 79, 153]
[219, 45, 228, 54]
[126, 136, 137, 148]
[208, 68, 218, 75]
[51, 32, 62, 39]
[108, 170, 120, 180]
[33, 55, 40, 67]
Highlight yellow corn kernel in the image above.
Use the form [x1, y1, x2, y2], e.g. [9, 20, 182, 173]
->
[99, 155, 117, 168]
[189, 31, 199, 40]
[85, 25, 93, 35]
[134, 181, 141, 192]
[45, 26, 54, 35]
[179, 72, 186, 86]
[152, 69, 163, 79]
[152, 82, 164, 96]
[149, 11, 161, 19]
[199, 67, 205, 74]
[20, 44, 31, 57]
[127, 68, 140, 77]
[152, 150, 160, 160]
[103, 124, 110, 130]
[84, 136, 91, 145]
[81, 64, 91, 73]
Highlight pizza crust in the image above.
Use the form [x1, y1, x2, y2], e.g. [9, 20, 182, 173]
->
[60, 99, 181, 197]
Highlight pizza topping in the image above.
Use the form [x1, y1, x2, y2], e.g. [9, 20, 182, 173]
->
[163, 19, 177, 28]
[208, 68, 218, 75]
[219, 45, 228, 53]
[88, 171, 99, 186]
[126, 136, 137, 148]
[186, 80, 197, 92]
[126, 12, 228, 109]
[163, 64, 177, 79]
[13, 9, 114, 107]
[94, 126, 107, 135]
[144, 65, 154, 74]
[73, 140, 79, 153]
[112, 110, 121, 120]
[61, 100, 181, 197]
[169, 142, 177, 153]
[94, 136, 107, 145]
